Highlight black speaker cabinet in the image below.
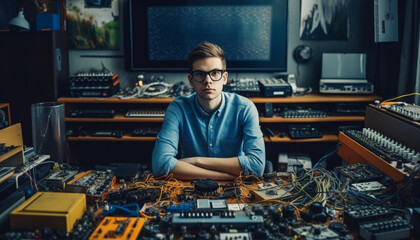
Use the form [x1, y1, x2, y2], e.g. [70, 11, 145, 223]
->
[0, 31, 69, 146]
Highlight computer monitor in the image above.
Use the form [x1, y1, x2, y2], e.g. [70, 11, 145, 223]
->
[125, 0, 288, 72]
[321, 53, 367, 80]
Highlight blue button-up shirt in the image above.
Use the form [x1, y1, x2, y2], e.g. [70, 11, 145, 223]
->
[152, 92, 265, 177]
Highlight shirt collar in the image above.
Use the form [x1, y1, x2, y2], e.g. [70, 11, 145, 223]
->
[193, 92, 225, 118]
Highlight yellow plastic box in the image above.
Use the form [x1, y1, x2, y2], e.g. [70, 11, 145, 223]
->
[10, 192, 86, 232]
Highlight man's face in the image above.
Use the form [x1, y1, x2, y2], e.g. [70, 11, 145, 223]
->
[188, 57, 228, 102]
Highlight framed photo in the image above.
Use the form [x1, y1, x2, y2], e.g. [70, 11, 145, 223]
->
[300, 0, 349, 40]
[66, 0, 119, 49]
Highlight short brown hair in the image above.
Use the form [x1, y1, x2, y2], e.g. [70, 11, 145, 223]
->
[187, 42, 226, 71]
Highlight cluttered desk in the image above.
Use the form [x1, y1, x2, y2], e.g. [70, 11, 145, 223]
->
[0, 157, 419, 240]
[1, 101, 420, 239]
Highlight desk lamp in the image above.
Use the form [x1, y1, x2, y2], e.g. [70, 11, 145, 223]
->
[9, 8, 30, 31]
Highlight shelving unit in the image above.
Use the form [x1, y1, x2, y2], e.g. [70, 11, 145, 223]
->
[57, 94, 381, 165]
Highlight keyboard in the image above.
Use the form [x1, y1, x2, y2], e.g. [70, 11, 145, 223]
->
[125, 109, 165, 118]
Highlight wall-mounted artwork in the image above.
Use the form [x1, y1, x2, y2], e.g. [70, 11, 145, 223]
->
[300, 0, 349, 40]
[66, 0, 119, 49]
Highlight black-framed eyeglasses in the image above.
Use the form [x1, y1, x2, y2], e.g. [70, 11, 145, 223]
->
[190, 70, 226, 82]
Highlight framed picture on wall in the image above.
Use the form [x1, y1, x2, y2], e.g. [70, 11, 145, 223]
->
[66, 0, 119, 49]
[300, 0, 349, 40]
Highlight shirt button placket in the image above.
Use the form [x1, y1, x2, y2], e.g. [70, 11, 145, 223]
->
[208, 119, 214, 155]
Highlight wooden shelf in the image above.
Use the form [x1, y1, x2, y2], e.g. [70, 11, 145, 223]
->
[58, 93, 381, 104]
[259, 116, 365, 123]
[65, 114, 164, 123]
[68, 135, 157, 142]
[59, 95, 380, 164]
[264, 133, 338, 143]
[58, 97, 173, 104]
[249, 93, 381, 103]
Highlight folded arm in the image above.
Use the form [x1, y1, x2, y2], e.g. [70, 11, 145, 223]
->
[180, 156, 242, 176]
[170, 160, 237, 180]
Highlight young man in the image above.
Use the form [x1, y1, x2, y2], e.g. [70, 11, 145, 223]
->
[152, 42, 265, 180]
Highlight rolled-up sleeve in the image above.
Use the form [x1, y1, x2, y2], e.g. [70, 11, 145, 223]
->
[237, 102, 265, 176]
[152, 103, 180, 176]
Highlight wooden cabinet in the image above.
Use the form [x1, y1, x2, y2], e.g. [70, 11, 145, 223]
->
[57, 94, 380, 166]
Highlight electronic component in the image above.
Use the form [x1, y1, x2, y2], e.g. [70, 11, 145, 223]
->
[258, 78, 292, 97]
[171, 211, 263, 228]
[125, 108, 165, 117]
[107, 188, 162, 205]
[223, 78, 261, 97]
[131, 127, 160, 137]
[196, 199, 228, 210]
[328, 102, 367, 116]
[10, 153, 51, 189]
[292, 225, 339, 240]
[359, 215, 412, 240]
[251, 184, 292, 201]
[288, 124, 322, 139]
[382, 102, 420, 121]
[319, 80, 374, 95]
[350, 181, 386, 194]
[166, 202, 195, 213]
[89, 217, 146, 240]
[67, 210, 98, 240]
[258, 78, 293, 97]
[219, 232, 252, 240]
[344, 204, 393, 230]
[69, 109, 117, 118]
[43, 170, 79, 190]
[336, 163, 384, 183]
[91, 130, 124, 138]
[280, 108, 327, 118]
[343, 128, 420, 163]
[278, 152, 312, 172]
[192, 178, 219, 195]
[69, 72, 120, 98]
[66, 170, 116, 203]
[10, 192, 86, 232]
